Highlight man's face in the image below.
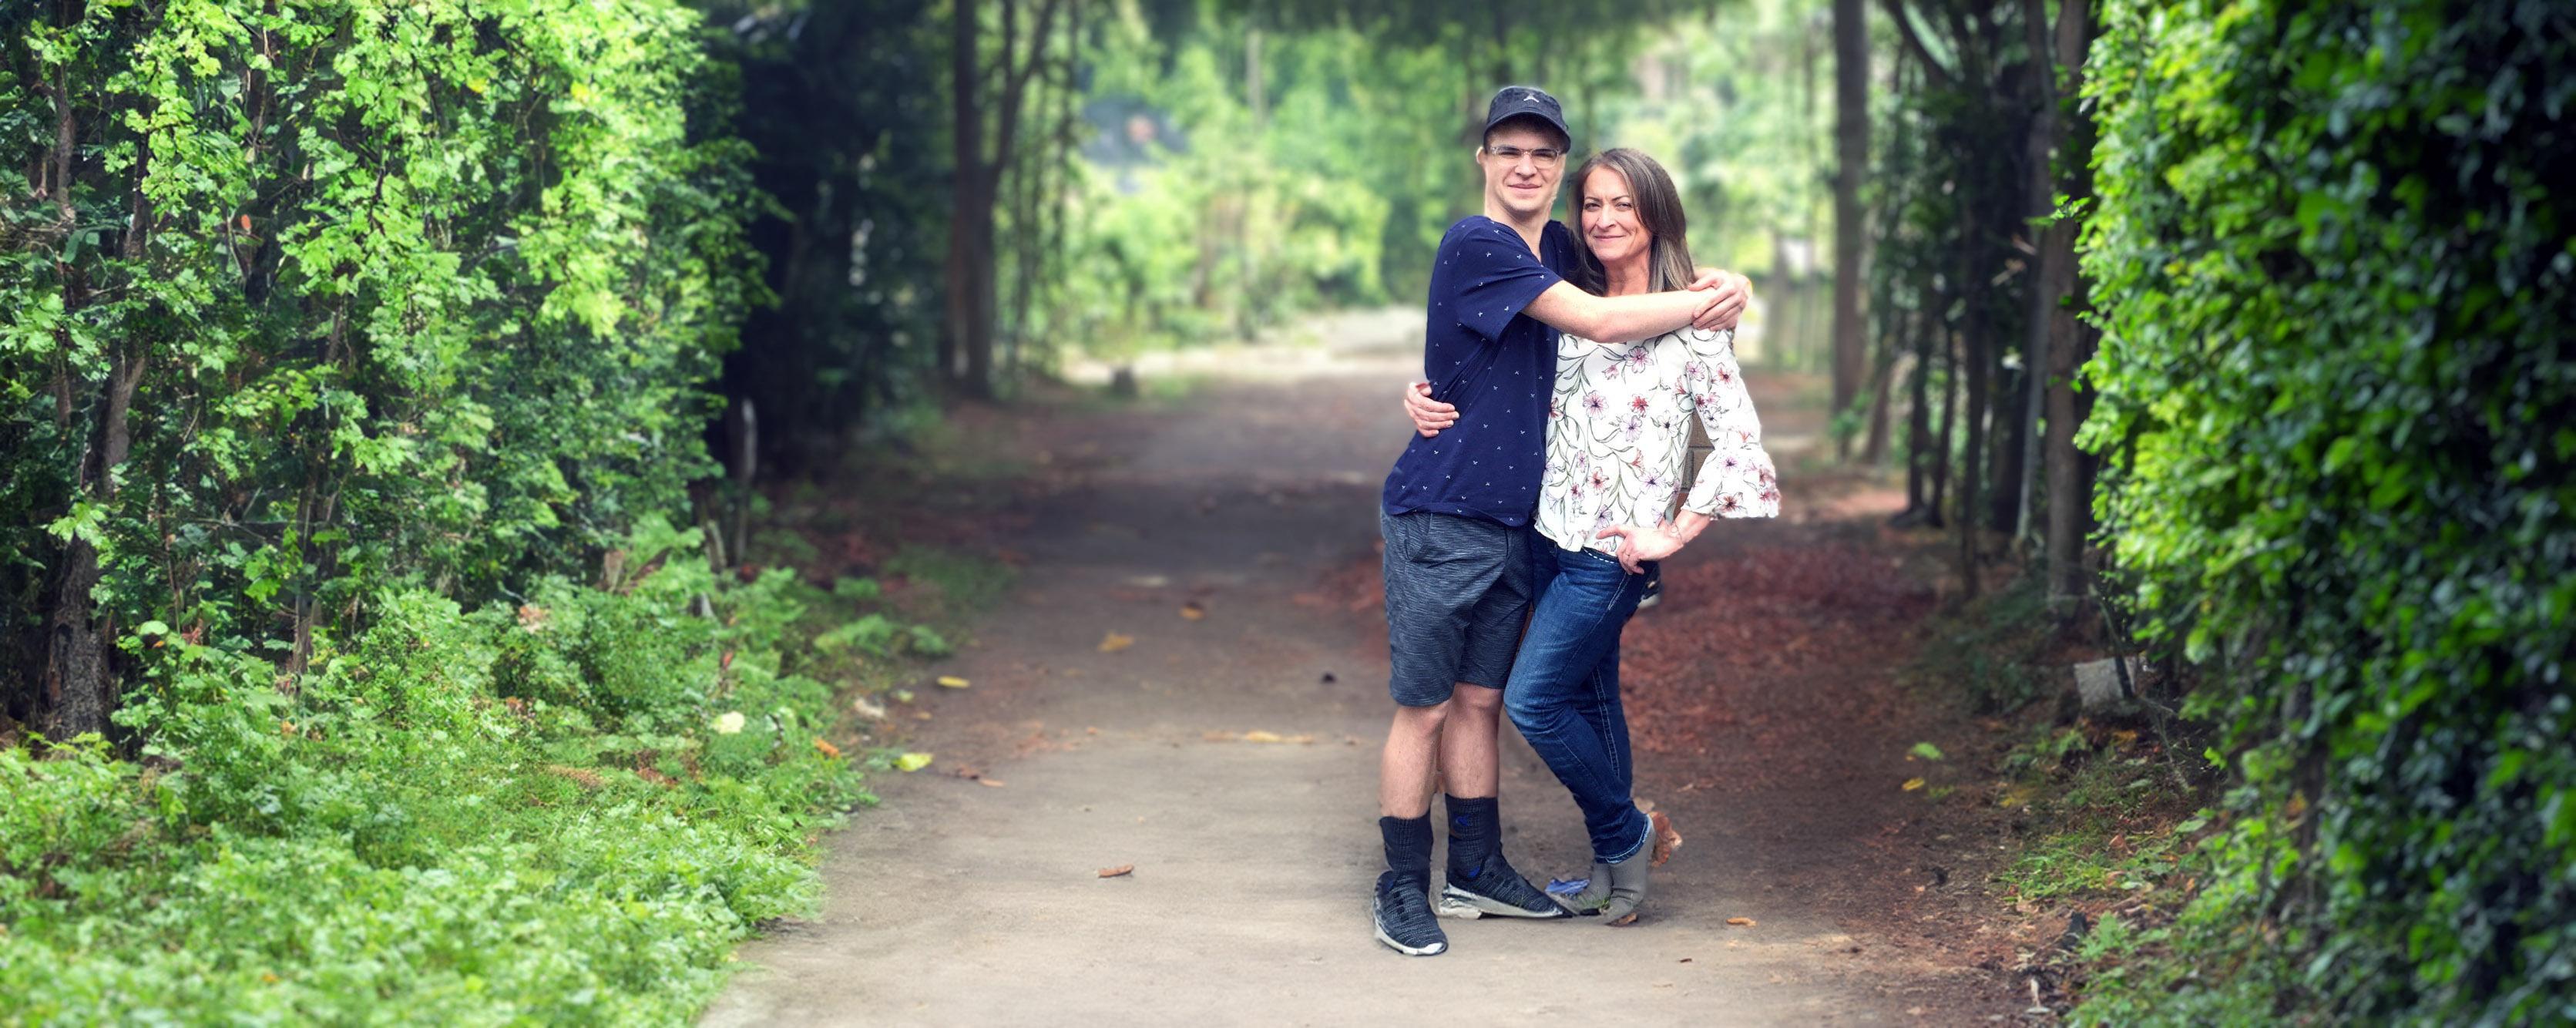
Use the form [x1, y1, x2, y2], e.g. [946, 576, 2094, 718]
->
[1477, 122, 1567, 223]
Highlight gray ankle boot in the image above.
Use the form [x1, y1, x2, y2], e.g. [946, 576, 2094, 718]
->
[1597, 853, 1651, 926]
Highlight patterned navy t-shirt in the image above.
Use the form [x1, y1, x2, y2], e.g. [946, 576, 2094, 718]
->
[1379, 216, 1574, 526]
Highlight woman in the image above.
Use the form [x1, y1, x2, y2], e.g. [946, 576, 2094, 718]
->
[1405, 148, 1779, 924]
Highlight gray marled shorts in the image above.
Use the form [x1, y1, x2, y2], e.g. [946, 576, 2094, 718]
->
[1379, 509, 1533, 707]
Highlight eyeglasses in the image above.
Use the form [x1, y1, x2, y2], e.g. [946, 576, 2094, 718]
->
[1486, 145, 1565, 168]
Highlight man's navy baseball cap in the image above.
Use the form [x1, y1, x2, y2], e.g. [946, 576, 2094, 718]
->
[1484, 86, 1570, 148]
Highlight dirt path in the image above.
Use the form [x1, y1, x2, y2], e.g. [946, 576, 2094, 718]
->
[704, 312, 2021, 1026]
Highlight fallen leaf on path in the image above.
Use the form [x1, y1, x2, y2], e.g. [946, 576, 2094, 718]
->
[937, 676, 970, 689]
[1097, 864, 1135, 879]
[1098, 632, 1134, 653]
[1902, 777, 1926, 791]
[1241, 730, 1285, 743]
[1727, 917, 1758, 926]
[892, 689, 915, 703]
[895, 752, 934, 772]
[915, 711, 934, 721]
[813, 738, 842, 759]
[852, 696, 887, 720]
[1179, 602, 1205, 620]
[1648, 809, 1684, 866]
[978, 778, 1007, 788]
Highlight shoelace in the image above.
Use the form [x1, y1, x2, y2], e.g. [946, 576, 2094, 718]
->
[1474, 857, 1554, 909]
[1380, 880, 1440, 935]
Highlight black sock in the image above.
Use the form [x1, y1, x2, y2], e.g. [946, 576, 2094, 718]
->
[1444, 795, 1499, 880]
[1380, 815, 1433, 889]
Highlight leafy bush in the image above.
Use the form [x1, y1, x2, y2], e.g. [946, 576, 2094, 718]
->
[2076, 0, 2576, 1021]
[1, 0, 757, 727]
[0, 522, 865, 1023]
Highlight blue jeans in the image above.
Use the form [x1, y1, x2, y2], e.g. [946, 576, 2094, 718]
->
[1503, 538, 1654, 864]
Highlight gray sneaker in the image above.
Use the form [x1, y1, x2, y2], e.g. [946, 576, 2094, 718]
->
[1436, 854, 1573, 919]
[1372, 872, 1449, 956]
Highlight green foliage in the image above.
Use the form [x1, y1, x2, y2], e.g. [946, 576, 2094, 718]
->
[1045, 10, 1411, 362]
[2077, 0, 2576, 1021]
[2, 0, 759, 694]
[1591, 0, 1835, 279]
[0, 523, 865, 1022]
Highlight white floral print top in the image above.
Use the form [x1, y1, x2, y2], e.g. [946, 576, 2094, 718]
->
[1537, 326, 1780, 556]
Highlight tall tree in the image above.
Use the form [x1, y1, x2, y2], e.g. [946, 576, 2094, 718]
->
[2038, 0, 2094, 610]
[946, 0, 1070, 398]
[1830, 0, 1869, 461]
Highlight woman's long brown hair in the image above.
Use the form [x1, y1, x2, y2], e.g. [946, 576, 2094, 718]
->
[1566, 148, 1698, 297]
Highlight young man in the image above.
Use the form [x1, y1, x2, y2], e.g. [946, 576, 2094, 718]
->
[1370, 86, 1749, 956]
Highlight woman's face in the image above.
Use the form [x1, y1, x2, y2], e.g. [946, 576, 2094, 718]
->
[1580, 166, 1651, 268]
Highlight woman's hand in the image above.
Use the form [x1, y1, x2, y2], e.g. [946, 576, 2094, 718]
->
[1403, 381, 1456, 438]
[1684, 267, 1752, 333]
[1594, 523, 1687, 574]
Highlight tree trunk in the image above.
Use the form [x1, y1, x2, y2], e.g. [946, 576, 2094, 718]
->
[1864, 321, 1899, 465]
[946, 0, 1063, 399]
[1991, 363, 2026, 535]
[1931, 309, 1957, 527]
[958, 190, 997, 398]
[2012, 0, 2059, 540]
[2042, 0, 2096, 611]
[1906, 307, 1936, 519]
[1830, 0, 1869, 461]
[1955, 201, 1986, 600]
[944, 0, 981, 391]
[2042, 243, 2089, 608]
[42, 343, 145, 739]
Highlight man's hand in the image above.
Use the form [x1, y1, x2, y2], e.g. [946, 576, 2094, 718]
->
[1595, 523, 1686, 574]
[1685, 267, 1752, 333]
[1404, 381, 1456, 438]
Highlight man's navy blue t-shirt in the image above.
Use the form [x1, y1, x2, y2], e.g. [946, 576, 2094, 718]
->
[1379, 216, 1573, 526]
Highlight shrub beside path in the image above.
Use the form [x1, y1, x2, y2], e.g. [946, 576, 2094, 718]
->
[706, 317, 2025, 1026]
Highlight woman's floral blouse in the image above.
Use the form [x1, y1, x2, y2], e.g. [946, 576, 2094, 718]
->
[1535, 326, 1781, 556]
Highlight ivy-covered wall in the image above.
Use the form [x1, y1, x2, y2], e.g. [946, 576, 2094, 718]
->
[2077, 0, 2575, 1020]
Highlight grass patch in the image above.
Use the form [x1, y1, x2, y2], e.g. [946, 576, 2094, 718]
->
[0, 516, 983, 1022]
[1993, 758, 2188, 899]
